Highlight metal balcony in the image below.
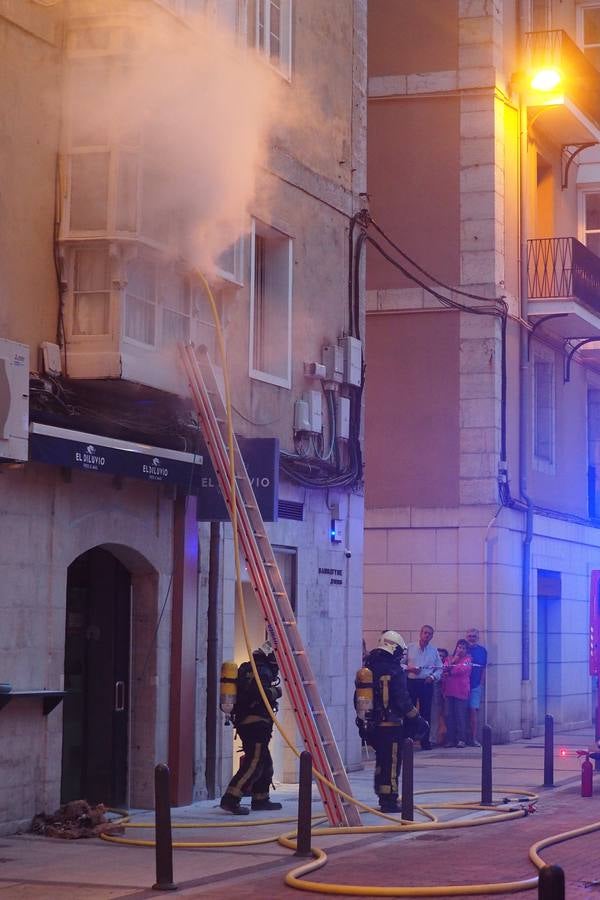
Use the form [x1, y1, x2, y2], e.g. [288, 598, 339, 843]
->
[528, 237, 600, 338]
[523, 30, 600, 145]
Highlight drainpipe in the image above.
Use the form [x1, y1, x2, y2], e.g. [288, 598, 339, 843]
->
[204, 521, 221, 798]
[518, 0, 534, 738]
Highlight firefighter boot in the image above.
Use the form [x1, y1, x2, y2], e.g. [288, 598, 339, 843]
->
[251, 797, 283, 811]
[220, 794, 250, 815]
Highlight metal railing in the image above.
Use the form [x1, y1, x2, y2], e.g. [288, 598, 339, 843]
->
[528, 237, 600, 315]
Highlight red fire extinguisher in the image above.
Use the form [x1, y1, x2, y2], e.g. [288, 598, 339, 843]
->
[577, 750, 594, 797]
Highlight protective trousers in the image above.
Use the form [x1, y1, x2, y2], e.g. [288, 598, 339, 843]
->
[222, 720, 274, 802]
[372, 724, 404, 808]
[407, 679, 433, 747]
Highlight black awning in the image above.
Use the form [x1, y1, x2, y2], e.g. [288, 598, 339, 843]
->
[29, 423, 279, 521]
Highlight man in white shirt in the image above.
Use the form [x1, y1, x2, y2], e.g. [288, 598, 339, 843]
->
[406, 625, 442, 750]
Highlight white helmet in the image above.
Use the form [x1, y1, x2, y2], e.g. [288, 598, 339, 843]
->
[378, 630, 407, 656]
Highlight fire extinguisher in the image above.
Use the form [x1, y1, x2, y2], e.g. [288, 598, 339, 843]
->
[578, 750, 594, 797]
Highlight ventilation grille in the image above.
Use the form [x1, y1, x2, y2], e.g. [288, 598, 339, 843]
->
[278, 499, 304, 521]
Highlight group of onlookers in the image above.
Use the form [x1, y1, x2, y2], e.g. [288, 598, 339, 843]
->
[404, 625, 487, 749]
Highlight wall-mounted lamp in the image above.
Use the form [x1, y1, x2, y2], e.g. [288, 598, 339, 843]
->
[530, 67, 562, 92]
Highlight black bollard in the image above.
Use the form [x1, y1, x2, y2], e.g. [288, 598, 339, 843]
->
[152, 764, 177, 892]
[481, 724, 493, 805]
[543, 714, 554, 787]
[295, 751, 313, 857]
[401, 738, 414, 821]
[538, 864, 565, 899]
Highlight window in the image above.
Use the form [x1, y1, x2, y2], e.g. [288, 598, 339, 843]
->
[582, 191, 600, 258]
[533, 348, 555, 470]
[161, 268, 191, 345]
[580, 4, 600, 70]
[124, 258, 199, 348]
[249, 219, 292, 387]
[273, 546, 297, 612]
[247, 0, 292, 79]
[588, 390, 600, 517]
[216, 236, 244, 285]
[125, 258, 157, 347]
[530, 0, 551, 31]
[72, 247, 111, 336]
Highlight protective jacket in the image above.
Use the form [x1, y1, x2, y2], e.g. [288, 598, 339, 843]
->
[232, 656, 281, 726]
[363, 648, 416, 725]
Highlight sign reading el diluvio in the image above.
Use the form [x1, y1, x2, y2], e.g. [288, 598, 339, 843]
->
[29, 424, 279, 522]
[196, 436, 279, 522]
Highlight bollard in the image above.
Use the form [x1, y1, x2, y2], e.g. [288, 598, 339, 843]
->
[401, 738, 414, 821]
[538, 864, 565, 900]
[481, 724, 493, 805]
[152, 764, 177, 892]
[543, 714, 554, 787]
[295, 750, 313, 857]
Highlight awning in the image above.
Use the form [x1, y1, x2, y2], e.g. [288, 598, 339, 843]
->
[29, 422, 279, 521]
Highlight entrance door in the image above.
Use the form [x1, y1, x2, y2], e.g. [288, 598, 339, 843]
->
[536, 569, 561, 724]
[61, 548, 131, 806]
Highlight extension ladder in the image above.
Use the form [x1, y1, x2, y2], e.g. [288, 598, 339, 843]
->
[181, 343, 360, 827]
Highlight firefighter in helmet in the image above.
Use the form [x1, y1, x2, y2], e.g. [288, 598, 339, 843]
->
[220, 641, 283, 815]
[358, 630, 428, 813]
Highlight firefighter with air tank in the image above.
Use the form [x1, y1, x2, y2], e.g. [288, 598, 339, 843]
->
[219, 640, 283, 815]
[356, 630, 428, 812]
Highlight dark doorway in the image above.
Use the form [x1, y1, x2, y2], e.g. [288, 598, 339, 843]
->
[537, 569, 561, 725]
[61, 547, 131, 807]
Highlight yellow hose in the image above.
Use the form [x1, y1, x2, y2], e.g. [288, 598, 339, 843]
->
[175, 282, 600, 893]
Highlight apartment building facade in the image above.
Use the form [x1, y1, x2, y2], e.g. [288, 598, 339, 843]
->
[0, 0, 366, 833]
[365, 0, 600, 741]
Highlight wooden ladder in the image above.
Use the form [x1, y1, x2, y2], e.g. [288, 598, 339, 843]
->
[181, 344, 360, 827]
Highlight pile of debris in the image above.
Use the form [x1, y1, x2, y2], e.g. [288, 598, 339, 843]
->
[31, 800, 125, 839]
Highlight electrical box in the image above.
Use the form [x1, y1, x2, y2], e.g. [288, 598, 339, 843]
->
[40, 341, 62, 376]
[343, 336, 362, 387]
[0, 338, 29, 462]
[303, 389, 323, 433]
[336, 396, 350, 440]
[304, 361, 326, 380]
[294, 398, 311, 433]
[330, 518, 344, 544]
[322, 344, 343, 383]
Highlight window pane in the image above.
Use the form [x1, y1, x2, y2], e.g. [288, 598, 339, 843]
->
[163, 310, 190, 344]
[74, 247, 109, 292]
[587, 232, 600, 258]
[586, 193, 600, 230]
[252, 225, 290, 381]
[531, 0, 549, 31]
[269, 0, 281, 61]
[125, 296, 155, 345]
[584, 8, 600, 46]
[534, 359, 553, 462]
[73, 248, 110, 336]
[70, 65, 110, 146]
[70, 153, 110, 231]
[73, 294, 110, 335]
[125, 259, 156, 345]
[116, 152, 138, 232]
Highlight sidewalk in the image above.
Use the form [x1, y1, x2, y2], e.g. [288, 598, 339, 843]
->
[1, 727, 599, 899]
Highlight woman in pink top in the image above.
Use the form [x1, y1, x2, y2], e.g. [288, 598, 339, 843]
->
[442, 639, 472, 748]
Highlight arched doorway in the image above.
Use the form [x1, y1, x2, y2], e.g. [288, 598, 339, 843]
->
[61, 547, 131, 806]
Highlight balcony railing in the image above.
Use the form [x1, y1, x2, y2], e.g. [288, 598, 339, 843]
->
[528, 237, 600, 315]
[524, 30, 600, 130]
